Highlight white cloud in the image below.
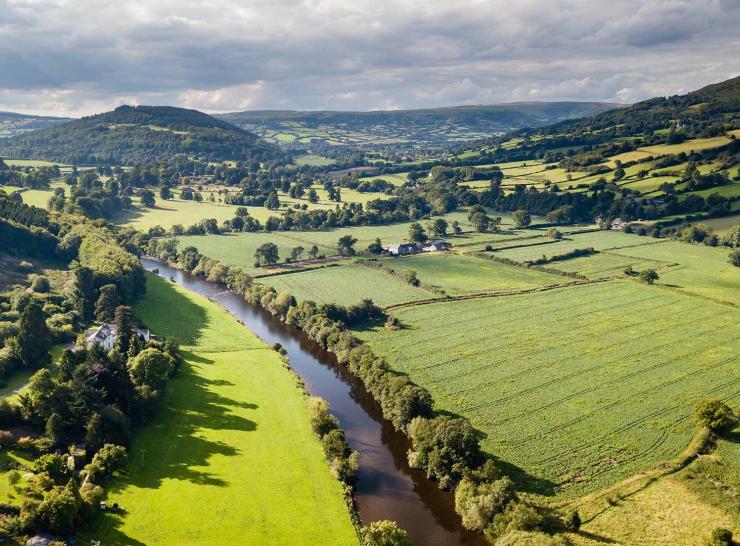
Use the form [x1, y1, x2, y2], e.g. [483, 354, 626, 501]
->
[0, 0, 737, 116]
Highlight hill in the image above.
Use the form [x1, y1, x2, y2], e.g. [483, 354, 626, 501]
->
[0, 111, 70, 138]
[0, 105, 279, 165]
[218, 102, 619, 149]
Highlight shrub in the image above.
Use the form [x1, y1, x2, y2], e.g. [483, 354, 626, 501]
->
[30, 275, 50, 293]
[708, 527, 733, 546]
[639, 269, 659, 284]
[359, 520, 411, 546]
[403, 269, 420, 287]
[694, 400, 736, 434]
[730, 250, 740, 267]
[485, 501, 545, 542]
[17, 260, 33, 272]
[564, 510, 581, 532]
[455, 475, 514, 531]
[307, 397, 338, 438]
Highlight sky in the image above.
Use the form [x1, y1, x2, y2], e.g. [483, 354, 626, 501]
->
[1, 0, 739, 117]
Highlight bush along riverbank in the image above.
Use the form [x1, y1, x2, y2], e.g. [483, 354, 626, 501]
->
[144, 239, 575, 544]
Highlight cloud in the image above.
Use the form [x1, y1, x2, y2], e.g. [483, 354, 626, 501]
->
[0, 0, 738, 116]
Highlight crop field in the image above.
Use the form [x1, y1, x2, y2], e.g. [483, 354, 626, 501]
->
[491, 229, 659, 262]
[83, 274, 357, 545]
[378, 253, 565, 295]
[264, 264, 434, 307]
[174, 233, 339, 274]
[604, 240, 740, 304]
[355, 281, 740, 499]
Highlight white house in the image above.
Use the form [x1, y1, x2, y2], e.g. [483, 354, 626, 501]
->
[422, 240, 451, 252]
[84, 323, 151, 350]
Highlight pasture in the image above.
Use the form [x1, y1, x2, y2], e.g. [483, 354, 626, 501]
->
[378, 253, 565, 295]
[354, 281, 740, 499]
[83, 274, 357, 545]
[264, 264, 435, 307]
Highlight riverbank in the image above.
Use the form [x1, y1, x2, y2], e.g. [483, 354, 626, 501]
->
[82, 273, 358, 545]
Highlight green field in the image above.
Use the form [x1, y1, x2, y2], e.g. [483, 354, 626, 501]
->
[175, 232, 339, 274]
[84, 274, 357, 545]
[292, 154, 336, 167]
[264, 264, 435, 307]
[378, 253, 565, 295]
[355, 281, 740, 499]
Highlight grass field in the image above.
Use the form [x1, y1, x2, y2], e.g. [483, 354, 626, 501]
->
[700, 214, 740, 234]
[572, 437, 739, 545]
[377, 253, 565, 295]
[292, 154, 336, 167]
[355, 281, 740, 499]
[174, 232, 339, 274]
[83, 274, 357, 545]
[264, 264, 434, 307]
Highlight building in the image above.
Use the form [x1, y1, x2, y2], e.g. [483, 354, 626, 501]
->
[381, 242, 421, 256]
[422, 240, 451, 252]
[84, 323, 151, 350]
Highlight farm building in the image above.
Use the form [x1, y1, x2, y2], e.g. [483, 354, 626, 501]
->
[85, 323, 151, 350]
[422, 240, 452, 252]
[382, 242, 421, 256]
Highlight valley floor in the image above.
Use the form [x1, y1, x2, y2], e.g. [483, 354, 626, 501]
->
[81, 274, 357, 545]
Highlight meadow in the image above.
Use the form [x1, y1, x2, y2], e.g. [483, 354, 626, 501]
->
[83, 274, 357, 545]
[264, 264, 435, 307]
[354, 280, 740, 499]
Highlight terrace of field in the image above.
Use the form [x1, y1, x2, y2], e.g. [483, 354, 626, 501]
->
[355, 281, 740, 499]
[85, 274, 357, 545]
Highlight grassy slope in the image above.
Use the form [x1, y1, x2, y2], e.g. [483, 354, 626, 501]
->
[354, 281, 740, 499]
[83, 274, 357, 545]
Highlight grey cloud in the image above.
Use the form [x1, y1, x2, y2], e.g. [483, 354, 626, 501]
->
[0, 0, 738, 116]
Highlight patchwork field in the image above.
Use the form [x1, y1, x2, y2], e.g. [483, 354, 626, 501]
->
[355, 281, 740, 499]
[83, 274, 357, 545]
[264, 264, 435, 307]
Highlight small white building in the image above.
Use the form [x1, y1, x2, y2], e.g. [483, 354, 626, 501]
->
[85, 323, 151, 350]
[422, 240, 451, 252]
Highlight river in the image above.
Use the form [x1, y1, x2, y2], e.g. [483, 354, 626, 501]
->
[142, 259, 488, 546]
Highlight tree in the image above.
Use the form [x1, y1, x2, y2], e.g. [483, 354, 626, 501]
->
[639, 269, 659, 285]
[430, 218, 448, 237]
[159, 186, 172, 200]
[128, 348, 175, 391]
[337, 235, 358, 256]
[71, 265, 95, 322]
[308, 245, 319, 259]
[546, 228, 562, 240]
[404, 270, 420, 287]
[368, 238, 383, 254]
[82, 443, 127, 481]
[15, 302, 52, 368]
[140, 189, 156, 208]
[113, 305, 136, 354]
[45, 412, 65, 447]
[30, 274, 50, 293]
[95, 284, 120, 322]
[512, 210, 531, 228]
[729, 250, 740, 267]
[290, 246, 304, 262]
[307, 188, 319, 203]
[360, 520, 411, 546]
[564, 510, 581, 532]
[255, 242, 279, 265]
[470, 212, 490, 233]
[265, 191, 280, 210]
[694, 400, 735, 433]
[408, 222, 427, 243]
[35, 481, 82, 535]
[452, 221, 462, 235]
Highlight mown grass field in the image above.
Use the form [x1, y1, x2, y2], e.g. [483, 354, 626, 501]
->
[83, 274, 357, 545]
[355, 281, 740, 499]
[378, 253, 565, 295]
[265, 264, 434, 307]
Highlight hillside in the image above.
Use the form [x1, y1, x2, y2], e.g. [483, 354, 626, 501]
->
[0, 105, 279, 165]
[0, 111, 70, 138]
[218, 102, 619, 149]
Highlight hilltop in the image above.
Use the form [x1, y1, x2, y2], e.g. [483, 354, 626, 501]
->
[0, 105, 279, 165]
[218, 102, 619, 149]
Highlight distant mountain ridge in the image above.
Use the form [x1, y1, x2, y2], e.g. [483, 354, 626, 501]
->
[0, 111, 71, 138]
[0, 105, 279, 165]
[217, 102, 620, 148]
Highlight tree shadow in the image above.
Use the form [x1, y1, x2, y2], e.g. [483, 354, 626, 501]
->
[576, 530, 619, 544]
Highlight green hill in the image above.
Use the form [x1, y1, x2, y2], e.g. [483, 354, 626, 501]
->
[218, 102, 618, 148]
[0, 105, 279, 165]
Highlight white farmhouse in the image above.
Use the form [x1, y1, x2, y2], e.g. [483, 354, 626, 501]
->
[84, 323, 151, 350]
